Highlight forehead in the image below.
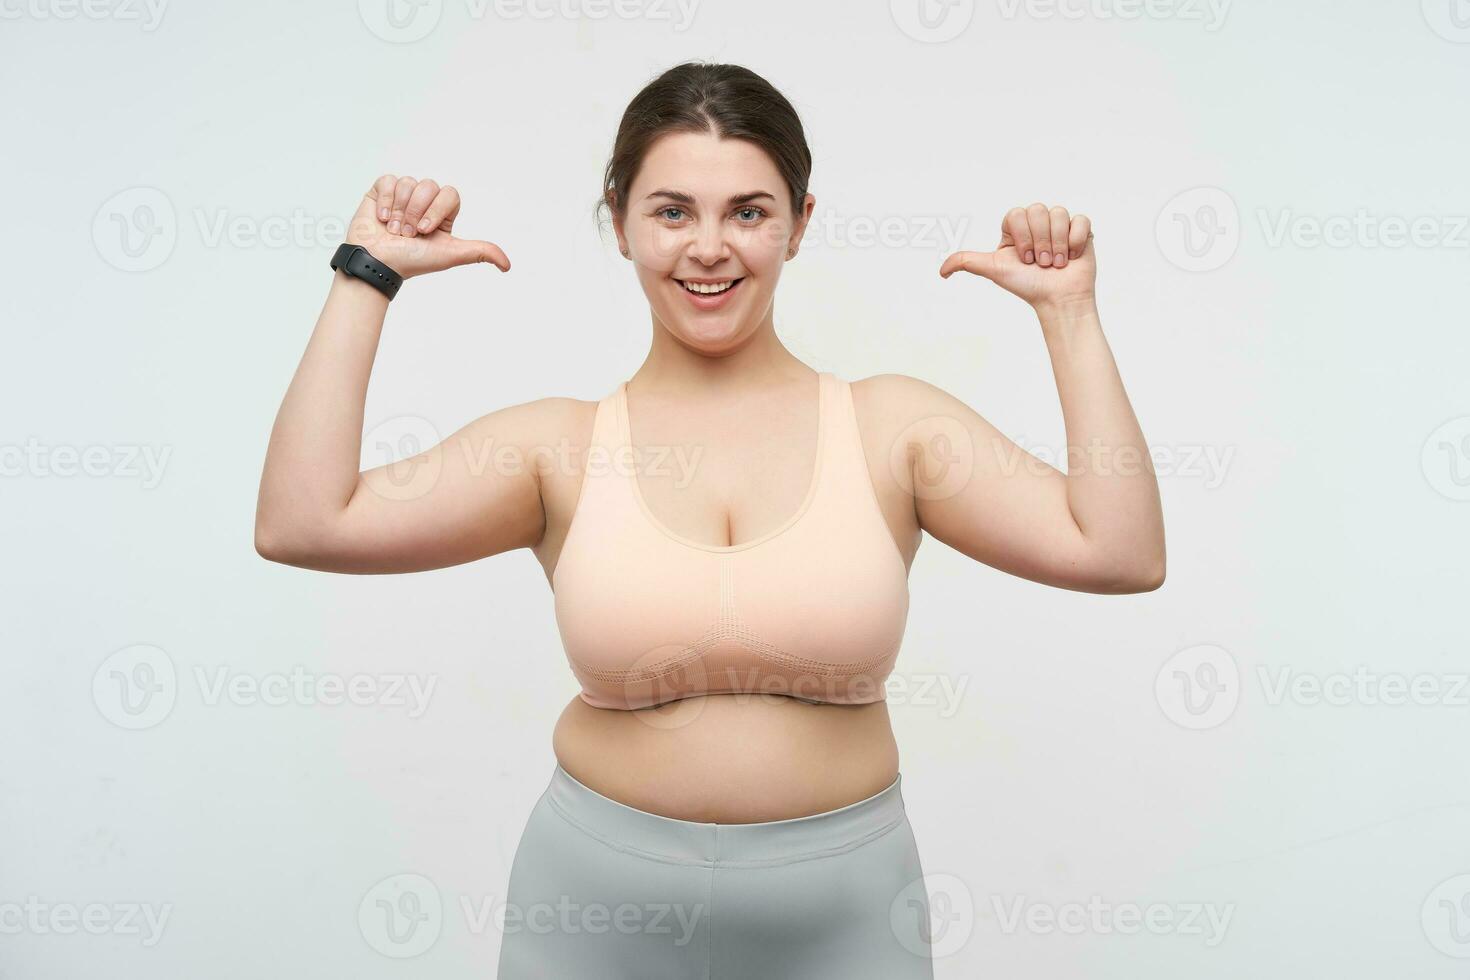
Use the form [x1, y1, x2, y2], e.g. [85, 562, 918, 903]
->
[630, 130, 783, 200]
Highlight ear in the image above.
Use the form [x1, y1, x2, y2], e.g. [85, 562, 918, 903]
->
[607, 193, 630, 257]
[787, 192, 816, 259]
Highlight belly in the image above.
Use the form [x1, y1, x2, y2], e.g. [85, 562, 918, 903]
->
[551, 693, 900, 823]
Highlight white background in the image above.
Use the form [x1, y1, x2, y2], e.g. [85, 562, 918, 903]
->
[3, 0, 1469, 976]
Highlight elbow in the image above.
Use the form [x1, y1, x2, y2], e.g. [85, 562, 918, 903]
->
[254, 516, 314, 567]
[1121, 554, 1166, 593]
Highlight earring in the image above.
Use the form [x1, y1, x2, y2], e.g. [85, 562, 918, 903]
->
[787, 248, 795, 259]
[620, 246, 629, 258]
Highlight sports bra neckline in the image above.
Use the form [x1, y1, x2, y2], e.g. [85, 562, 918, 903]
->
[615, 370, 831, 556]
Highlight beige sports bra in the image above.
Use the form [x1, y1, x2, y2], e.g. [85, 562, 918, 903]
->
[551, 371, 910, 709]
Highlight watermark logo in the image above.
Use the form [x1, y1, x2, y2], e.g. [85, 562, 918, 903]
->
[1156, 186, 1239, 272]
[93, 644, 178, 730]
[890, 0, 975, 42]
[1422, 0, 1470, 42]
[93, 187, 176, 273]
[1422, 874, 1470, 957]
[891, 872, 975, 958]
[359, 873, 443, 957]
[1422, 416, 1470, 501]
[359, 0, 443, 41]
[890, 415, 975, 502]
[362, 415, 445, 502]
[1155, 643, 1239, 730]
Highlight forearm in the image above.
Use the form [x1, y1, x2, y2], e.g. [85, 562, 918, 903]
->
[1035, 299, 1165, 579]
[256, 271, 389, 542]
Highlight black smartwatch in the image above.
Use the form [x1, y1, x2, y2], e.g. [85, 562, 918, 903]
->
[329, 243, 403, 300]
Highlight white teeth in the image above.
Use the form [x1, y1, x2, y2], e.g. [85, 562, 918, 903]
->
[681, 279, 736, 295]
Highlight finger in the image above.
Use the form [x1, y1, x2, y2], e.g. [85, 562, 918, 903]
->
[388, 176, 417, 235]
[939, 250, 999, 280]
[364, 174, 397, 223]
[445, 238, 511, 273]
[1068, 214, 1092, 259]
[400, 179, 441, 239]
[416, 184, 461, 235]
[1027, 203, 1052, 267]
[1004, 207, 1034, 263]
[1049, 206, 1071, 268]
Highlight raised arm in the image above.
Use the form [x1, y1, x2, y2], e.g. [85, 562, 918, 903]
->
[253, 174, 551, 574]
[892, 203, 1165, 594]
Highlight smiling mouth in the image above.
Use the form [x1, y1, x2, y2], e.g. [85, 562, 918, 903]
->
[676, 277, 744, 295]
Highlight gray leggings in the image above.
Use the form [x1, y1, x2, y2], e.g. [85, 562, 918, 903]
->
[496, 765, 935, 979]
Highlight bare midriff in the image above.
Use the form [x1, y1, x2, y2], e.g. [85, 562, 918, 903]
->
[551, 692, 901, 824]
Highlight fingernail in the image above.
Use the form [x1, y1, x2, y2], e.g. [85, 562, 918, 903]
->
[1055, 254, 1066, 268]
[418, 218, 431, 232]
[1038, 251, 1051, 266]
[1024, 249, 1034, 263]
[388, 219, 400, 234]
[403, 223, 415, 238]
[379, 207, 388, 220]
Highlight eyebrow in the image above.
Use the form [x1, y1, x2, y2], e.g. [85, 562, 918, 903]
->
[643, 189, 778, 207]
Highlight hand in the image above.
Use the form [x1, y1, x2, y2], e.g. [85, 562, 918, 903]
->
[344, 174, 511, 278]
[940, 204, 1095, 314]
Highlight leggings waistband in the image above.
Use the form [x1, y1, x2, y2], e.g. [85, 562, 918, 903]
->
[543, 765, 908, 869]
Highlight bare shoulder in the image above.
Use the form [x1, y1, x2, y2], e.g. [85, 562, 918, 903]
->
[466, 393, 598, 486]
[848, 372, 974, 438]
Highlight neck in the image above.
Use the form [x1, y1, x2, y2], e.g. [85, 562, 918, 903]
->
[634, 304, 814, 397]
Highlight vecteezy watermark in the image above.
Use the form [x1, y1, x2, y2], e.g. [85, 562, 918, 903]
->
[1156, 186, 1240, 272]
[1256, 208, 1470, 250]
[358, 872, 706, 957]
[356, 0, 699, 42]
[993, 0, 1231, 31]
[93, 644, 178, 730]
[997, 436, 1235, 489]
[0, 0, 168, 30]
[0, 439, 172, 488]
[463, 894, 706, 943]
[93, 187, 177, 273]
[1155, 643, 1240, 730]
[798, 208, 971, 254]
[92, 186, 354, 272]
[359, 874, 442, 958]
[1421, 0, 1470, 43]
[990, 894, 1235, 946]
[890, 872, 976, 959]
[1421, 416, 1470, 502]
[1423, 874, 1470, 957]
[1257, 666, 1470, 708]
[0, 897, 173, 947]
[889, 0, 976, 43]
[193, 665, 437, 718]
[1157, 644, 1470, 730]
[92, 645, 439, 729]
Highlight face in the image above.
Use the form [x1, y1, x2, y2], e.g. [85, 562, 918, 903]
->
[614, 130, 814, 353]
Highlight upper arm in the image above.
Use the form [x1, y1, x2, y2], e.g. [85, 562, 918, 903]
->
[272, 396, 575, 574]
[869, 372, 1132, 593]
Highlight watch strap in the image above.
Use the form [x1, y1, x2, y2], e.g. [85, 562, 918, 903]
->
[330, 243, 403, 300]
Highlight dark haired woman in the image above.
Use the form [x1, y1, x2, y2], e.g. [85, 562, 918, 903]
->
[255, 62, 1165, 978]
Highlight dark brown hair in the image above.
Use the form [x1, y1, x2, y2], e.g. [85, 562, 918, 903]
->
[597, 62, 812, 225]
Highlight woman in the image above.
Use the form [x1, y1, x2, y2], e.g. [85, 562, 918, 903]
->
[255, 62, 1165, 979]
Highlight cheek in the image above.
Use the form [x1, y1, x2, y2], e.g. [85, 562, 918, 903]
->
[632, 224, 685, 272]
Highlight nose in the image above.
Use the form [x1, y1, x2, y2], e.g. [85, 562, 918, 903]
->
[687, 219, 729, 266]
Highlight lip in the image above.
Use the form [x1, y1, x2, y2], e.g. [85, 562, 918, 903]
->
[674, 276, 744, 311]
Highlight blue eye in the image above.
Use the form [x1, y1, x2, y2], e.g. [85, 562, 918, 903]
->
[735, 206, 764, 222]
[659, 207, 686, 221]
